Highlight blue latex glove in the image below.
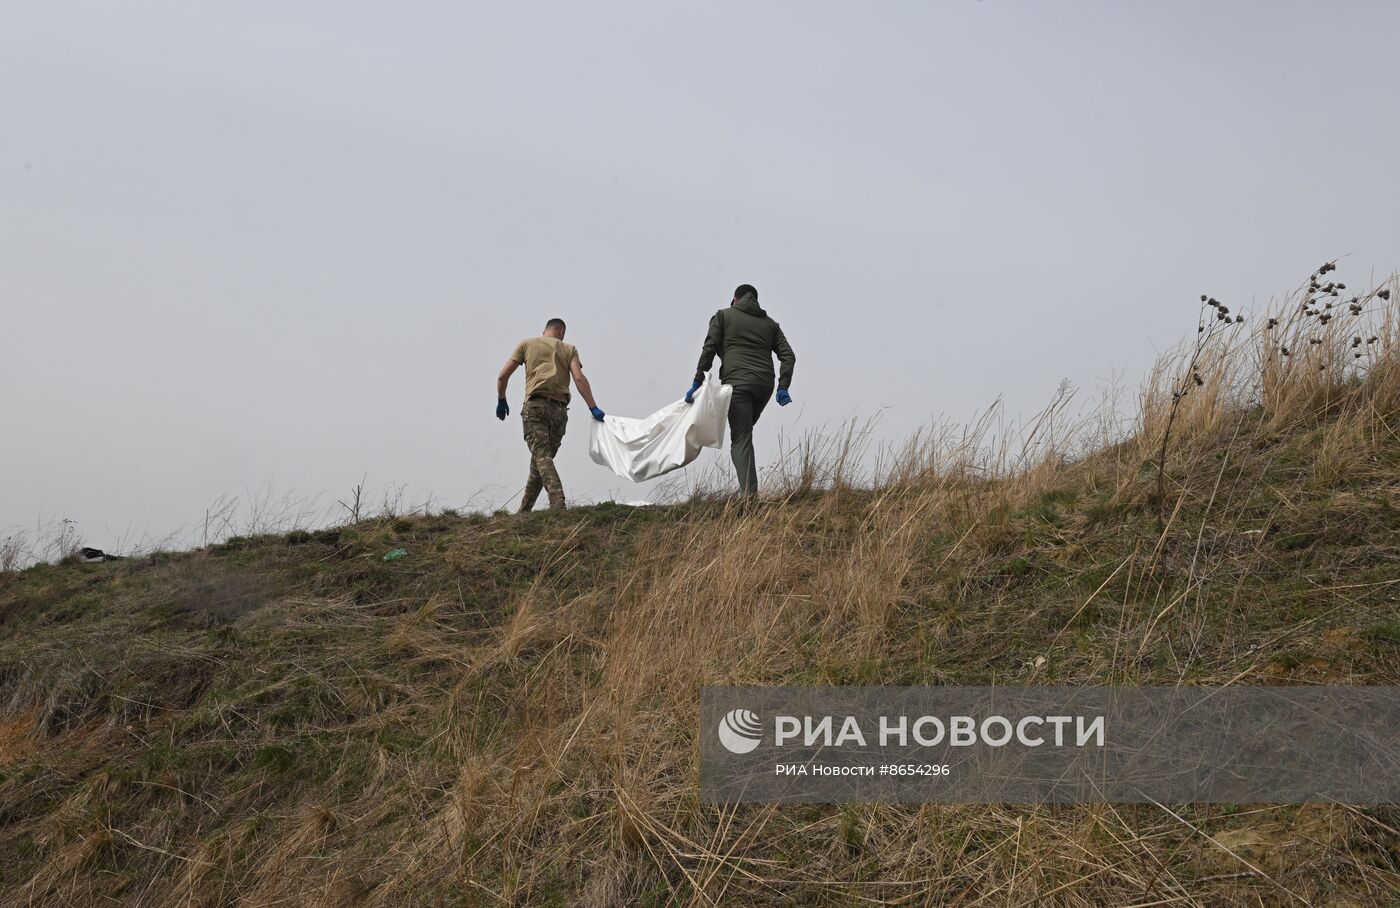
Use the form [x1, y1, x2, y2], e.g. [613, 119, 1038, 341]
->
[776, 387, 792, 406]
[589, 406, 606, 422]
[684, 380, 703, 404]
[496, 399, 510, 420]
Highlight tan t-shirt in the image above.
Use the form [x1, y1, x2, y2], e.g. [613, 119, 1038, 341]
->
[510, 336, 578, 403]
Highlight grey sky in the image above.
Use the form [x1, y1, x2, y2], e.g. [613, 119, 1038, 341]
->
[4, 2, 1398, 550]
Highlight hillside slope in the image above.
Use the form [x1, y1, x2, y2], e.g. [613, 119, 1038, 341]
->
[3, 271, 1400, 906]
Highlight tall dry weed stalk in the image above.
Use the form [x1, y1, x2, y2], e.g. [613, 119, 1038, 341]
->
[1153, 294, 1247, 525]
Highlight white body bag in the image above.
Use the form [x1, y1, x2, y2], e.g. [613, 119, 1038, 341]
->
[588, 372, 732, 482]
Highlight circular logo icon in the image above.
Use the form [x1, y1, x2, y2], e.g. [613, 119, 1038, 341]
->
[718, 708, 762, 754]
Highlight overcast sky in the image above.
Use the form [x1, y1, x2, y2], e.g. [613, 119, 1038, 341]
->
[4, 1, 1398, 551]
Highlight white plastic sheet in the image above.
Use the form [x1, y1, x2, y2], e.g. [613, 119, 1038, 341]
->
[589, 372, 732, 482]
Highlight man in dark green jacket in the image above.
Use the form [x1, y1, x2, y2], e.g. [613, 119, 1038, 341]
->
[685, 284, 797, 496]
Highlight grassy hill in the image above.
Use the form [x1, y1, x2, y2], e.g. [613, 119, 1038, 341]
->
[3, 268, 1400, 906]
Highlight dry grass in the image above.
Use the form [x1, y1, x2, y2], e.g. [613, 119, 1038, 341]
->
[1, 267, 1398, 906]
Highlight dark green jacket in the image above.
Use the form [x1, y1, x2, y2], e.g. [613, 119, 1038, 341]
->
[693, 294, 796, 390]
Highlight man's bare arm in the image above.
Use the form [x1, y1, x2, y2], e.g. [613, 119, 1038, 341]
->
[497, 359, 520, 399]
[569, 356, 599, 409]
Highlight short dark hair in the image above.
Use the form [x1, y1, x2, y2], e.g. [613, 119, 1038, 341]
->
[734, 284, 757, 301]
[544, 317, 566, 332]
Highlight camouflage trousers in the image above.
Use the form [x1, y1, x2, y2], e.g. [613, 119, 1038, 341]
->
[520, 397, 569, 511]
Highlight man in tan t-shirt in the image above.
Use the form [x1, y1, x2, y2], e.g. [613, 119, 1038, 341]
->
[496, 318, 606, 512]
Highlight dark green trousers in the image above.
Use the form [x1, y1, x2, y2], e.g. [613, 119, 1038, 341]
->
[728, 384, 771, 496]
